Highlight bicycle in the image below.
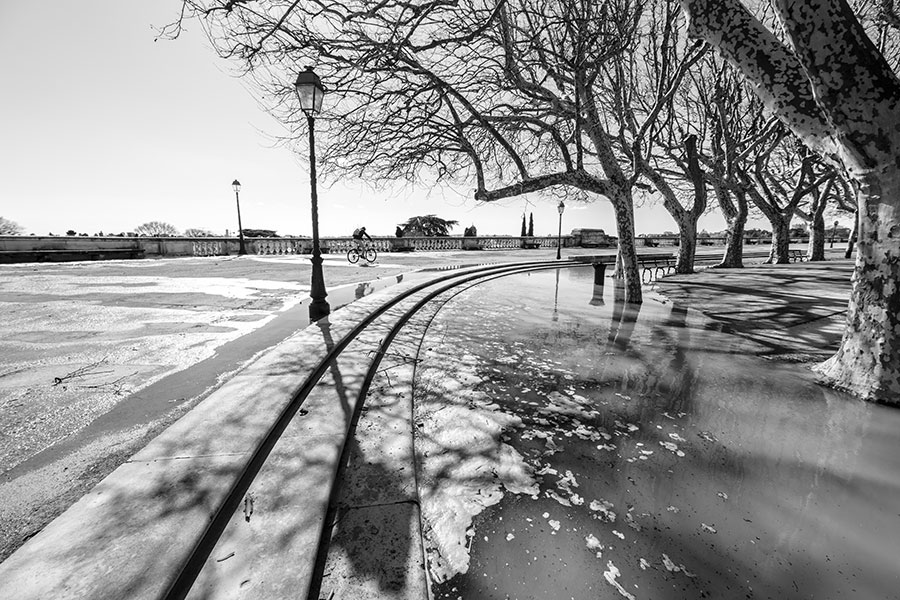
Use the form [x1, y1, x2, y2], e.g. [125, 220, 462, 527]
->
[347, 243, 377, 264]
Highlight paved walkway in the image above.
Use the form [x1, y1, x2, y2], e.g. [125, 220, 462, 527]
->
[317, 256, 883, 600]
[2, 251, 876, 600]
[653, 253, 853, 360]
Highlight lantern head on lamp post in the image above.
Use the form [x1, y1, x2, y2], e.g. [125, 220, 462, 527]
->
[295, 67, 330, 320]
[556, 200, 566, 260]
[232, 179, 246, 255]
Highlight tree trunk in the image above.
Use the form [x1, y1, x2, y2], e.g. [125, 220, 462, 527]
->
[808, 189, 827, 261]
[844, 209, 858, 259]
[679, 0, 900, 403]
[675, 217, 697, 274]
[676, 133, 706, 275]
[814, 171, 900, 402]
[768, 218, 791, 264]
[715, 186, 748, 268]
[611, 191, 642, 303]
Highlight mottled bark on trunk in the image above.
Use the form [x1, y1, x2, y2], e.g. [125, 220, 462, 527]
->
[768, 219, 791, 264]
[815, 171, 900, 402]
[613, 248, 624, 279]
[611, 191, 642, 304]
[808, 192, 827, 261]
[677, 134, 707, 274]
[715, 186, 748, 268]
[719, 215, 746, 268]
[845, 209, 858, 259]
[676, 219, 698, 274]
[681, 0, 900, 403]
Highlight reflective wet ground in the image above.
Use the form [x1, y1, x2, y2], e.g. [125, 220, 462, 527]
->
[413, 266, 900, 600]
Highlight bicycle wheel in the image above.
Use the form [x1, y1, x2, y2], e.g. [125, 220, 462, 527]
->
[364, 247, 377, 263]
[347, 247, 361, 264]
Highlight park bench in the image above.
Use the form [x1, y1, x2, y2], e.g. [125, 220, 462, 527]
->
[0, 248, 145, 264]
[788, 249, 806, 262]
[572, 252, 677, 284]
[638, 255, 678, 281]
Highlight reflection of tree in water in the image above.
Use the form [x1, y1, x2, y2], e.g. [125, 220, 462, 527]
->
[348, 270, 896, 600]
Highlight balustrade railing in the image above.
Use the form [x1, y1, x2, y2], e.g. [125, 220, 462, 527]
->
[192, 240, 225, 256]
[232, 235, 576, 257]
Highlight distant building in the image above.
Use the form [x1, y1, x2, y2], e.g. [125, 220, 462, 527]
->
[571, 228, 615, 247]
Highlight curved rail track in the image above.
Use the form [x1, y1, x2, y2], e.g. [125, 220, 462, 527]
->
[166, 259, 574, 599]
[0, 258, 585, 600]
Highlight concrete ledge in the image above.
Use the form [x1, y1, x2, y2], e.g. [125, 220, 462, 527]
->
[0, 276, 429, 599]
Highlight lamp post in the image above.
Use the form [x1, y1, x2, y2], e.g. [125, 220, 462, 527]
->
[295, 67, 330, 321]
[556, 200, 566, 260]
[232, 180, 246, 255]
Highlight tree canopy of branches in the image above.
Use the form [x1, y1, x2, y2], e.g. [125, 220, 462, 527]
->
[134, 221, 180, 237]
[0, 217, 23, 235]
[399, 215, 459, 237]
[183, 228, 215, 237]
[679, 0, 900, 403]
[242, 228, 279, 237]
[166, 0, 708, 302]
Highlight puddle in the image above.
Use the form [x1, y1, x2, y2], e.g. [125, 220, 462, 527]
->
[414, 266, 900, 600]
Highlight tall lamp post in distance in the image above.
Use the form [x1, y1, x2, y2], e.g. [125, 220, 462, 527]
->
[232, 180, 246, 255]
[556, 200, 566, 260]
[295, 67, 330, 320]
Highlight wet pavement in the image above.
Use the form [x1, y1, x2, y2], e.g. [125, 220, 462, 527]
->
[4, 248, 887, 600]
[327, 263, 900, 600]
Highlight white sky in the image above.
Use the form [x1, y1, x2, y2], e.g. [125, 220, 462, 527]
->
[0, 1, 761, 238]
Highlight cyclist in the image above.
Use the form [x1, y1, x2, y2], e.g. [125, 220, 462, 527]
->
[352, 226, 372, 250]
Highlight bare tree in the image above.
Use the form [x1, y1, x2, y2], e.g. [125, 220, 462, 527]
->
[793, 175, 841, 261]
[608, 0, 711, 273]
[692, 58, 772, 268]
[0, 217, 23, 235]
[184, 227, 215, 237]
[166, 0, 705, 303]
[134, 221, 179, 237]
[742, 135, 836, 264]
[680, 0, 900, 403]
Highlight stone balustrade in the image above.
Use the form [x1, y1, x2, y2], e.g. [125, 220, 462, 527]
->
[2, 233, 835, 264]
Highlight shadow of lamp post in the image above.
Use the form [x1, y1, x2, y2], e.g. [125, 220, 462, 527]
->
[556, 200, 566, 260]
[232, 179, 246, 255]
[295, 66, 330, 321]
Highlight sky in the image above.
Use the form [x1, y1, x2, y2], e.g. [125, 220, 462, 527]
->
[1, 1, 768, 238]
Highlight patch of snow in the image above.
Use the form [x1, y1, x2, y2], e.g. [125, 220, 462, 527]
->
[589, 498, 617, 522]
[662, 553, 696, 577]
[603, 561, 636, 600]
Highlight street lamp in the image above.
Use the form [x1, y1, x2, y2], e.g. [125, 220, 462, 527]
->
[232, 179, 246, 255]
[295, 66, 330, 320]
[556, 200, 566, 260]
